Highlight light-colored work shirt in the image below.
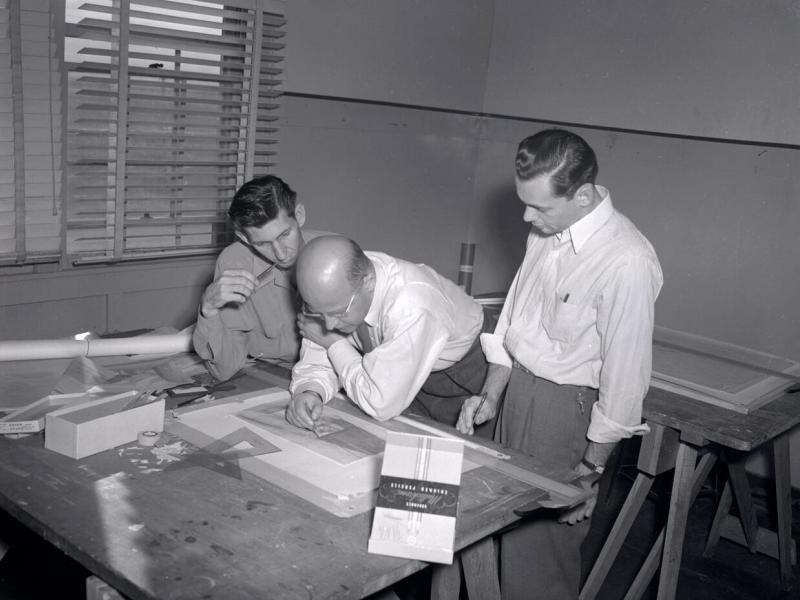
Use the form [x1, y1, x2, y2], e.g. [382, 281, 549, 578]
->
[290, 251, 484, 420]
[481, 189, 663, 443]
[193, 230, 326, 381]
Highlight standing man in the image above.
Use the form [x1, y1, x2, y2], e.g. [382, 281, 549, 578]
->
[285, 235, 494, 437]
[193, 175, 322, 381]
[457, 129, 663, 599]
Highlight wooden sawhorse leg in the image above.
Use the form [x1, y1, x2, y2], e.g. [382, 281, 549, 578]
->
[623, 445, 717, 600]
[580, 424, 717, 600]
[431, 536, 500, 600]
[581, 424, 681, 600]
[704, 433, 796, 590]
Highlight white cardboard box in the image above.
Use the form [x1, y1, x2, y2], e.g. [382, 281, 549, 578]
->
[0, 393, 90, 435]
[368, 431, 464, 564]
[45, 391, 164, 459]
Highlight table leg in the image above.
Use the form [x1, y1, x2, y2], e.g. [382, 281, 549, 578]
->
[624, 529, 664, 600]
[461, 537, 501, 600]
[86, 575, 126, 600]
[703, 480, 732, 557]
[623, 451, 716, 600]
[431, 561, 461, 600]
[656, 441, 698, 600]
[726, 453, 760, 552]
[773, 433, 795, 589]
[580, 471, 655, 600]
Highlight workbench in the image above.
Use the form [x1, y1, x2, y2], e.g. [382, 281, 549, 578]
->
[581, 386, 800, 600]
[0, 363, 582, 600]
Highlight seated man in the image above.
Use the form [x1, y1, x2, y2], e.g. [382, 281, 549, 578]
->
[285, 235, 493, 437]
[193, 175, 322, 381]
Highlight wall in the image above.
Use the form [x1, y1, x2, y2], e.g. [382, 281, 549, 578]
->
[275, 96, 481, 282]
[0, 257, 214, 338]
[484, 0, 800, 145]
[282, 0, 494, 111]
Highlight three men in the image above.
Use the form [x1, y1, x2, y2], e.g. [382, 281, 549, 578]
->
[457, 129, 663, 600]
[197, 128, 661, 600]
[285, 235, 493, 436]
[193, 175, 317, 381]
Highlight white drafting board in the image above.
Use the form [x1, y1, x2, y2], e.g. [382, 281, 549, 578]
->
[165, 389, 582, 517]
[650, 326, 800, 414]
[167, 390, 490, 517]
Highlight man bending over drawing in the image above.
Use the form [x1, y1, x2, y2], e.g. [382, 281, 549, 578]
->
[284, 235, 494, 437]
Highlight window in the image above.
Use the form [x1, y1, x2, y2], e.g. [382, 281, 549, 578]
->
[0, 0, 284, 267]
[0, 0, 63, 266]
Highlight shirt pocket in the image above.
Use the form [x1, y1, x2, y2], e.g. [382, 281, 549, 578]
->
[542, 298, 590, 344]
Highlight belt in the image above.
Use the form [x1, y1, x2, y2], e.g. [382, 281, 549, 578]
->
[512, 360, 535, 377]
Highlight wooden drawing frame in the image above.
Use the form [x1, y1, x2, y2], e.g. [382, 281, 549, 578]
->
[651, 326, 800, 414]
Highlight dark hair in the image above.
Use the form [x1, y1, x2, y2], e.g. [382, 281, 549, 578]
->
[228, 175, 297, 230]
[345, 238, 372, 288]
[515, 129, 598, 198]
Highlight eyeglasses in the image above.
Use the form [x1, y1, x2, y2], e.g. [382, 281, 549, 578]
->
[302, 288, 359, 320]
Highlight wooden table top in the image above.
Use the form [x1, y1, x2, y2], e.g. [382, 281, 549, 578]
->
[644, 386, 800, 451]
[0, 374, 575, 600]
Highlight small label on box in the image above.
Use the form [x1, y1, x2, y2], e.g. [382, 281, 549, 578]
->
[375, 476, 459, 517]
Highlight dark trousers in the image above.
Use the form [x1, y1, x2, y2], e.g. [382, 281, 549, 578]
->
[404, 307, 494, 439]
[495, 366, 598, 600]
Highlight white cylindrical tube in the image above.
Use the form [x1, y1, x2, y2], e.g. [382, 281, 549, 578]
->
[0, 331, 192, 362]
[0, 339, 88, 362]
[87, 332, 192, 357]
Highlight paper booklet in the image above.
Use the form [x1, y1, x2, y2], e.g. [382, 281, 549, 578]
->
[368, 431, 464, 564]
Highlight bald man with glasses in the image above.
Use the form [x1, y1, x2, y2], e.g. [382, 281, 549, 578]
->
[285, 235, 494, 436]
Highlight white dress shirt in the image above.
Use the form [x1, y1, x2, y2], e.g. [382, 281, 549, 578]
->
[481, 189, 663, 443]
[290, 251, 484, 420]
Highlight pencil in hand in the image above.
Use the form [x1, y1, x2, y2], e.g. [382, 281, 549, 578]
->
[471, 392, 488, 428]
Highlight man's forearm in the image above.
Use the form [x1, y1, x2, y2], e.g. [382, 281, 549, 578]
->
[582, 440, 617, 469]
[482, 363, 512, 405]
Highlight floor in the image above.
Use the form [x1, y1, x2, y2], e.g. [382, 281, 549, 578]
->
[1, 440, 799, 599]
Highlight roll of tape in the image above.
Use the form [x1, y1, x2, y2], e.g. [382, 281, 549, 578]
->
[138, 430, 160, 446]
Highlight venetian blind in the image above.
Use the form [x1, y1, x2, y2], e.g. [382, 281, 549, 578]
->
[0, 0, 63, 266]
[64, 0, 284, 263]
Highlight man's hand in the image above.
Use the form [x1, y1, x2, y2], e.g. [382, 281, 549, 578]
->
[200, 269, 258, 317]
[297, 314, 347, 349]
[285, 391, 324, 430]
[558, 462, 599, 525]
[456, 393, 497, 435]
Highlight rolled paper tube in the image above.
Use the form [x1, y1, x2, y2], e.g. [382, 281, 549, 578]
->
[0, 339, 89, 362]
[0, 331, 192, 362]
[457, 242, 476, 295]
[87, 332, 192, 357]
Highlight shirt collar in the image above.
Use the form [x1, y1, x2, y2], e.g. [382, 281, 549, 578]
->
[363, 255, 383, 327]
[564, 186, 614, 253]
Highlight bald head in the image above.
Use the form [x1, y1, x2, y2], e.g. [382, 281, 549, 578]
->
[296, 236, 373, 320]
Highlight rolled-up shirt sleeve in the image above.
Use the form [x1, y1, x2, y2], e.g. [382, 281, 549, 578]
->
[480, 266, 522, 368]
[588, 253, 662, 443]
